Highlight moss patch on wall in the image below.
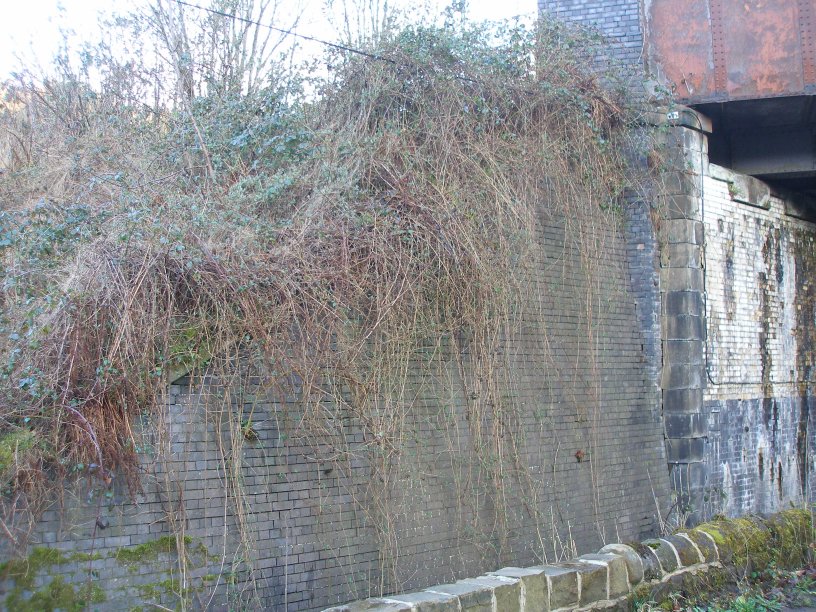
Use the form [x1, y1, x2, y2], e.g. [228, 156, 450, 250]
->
[0, 536, 215, 610]
[4, 575, 105, 611]
[112, 535, 191, 567]
[136, 577, 182, 600]
[0, 547, 101, 588]
[0, 547, 106, 610]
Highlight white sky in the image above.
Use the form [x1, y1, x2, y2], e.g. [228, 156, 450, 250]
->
[0, 0, 537, 81]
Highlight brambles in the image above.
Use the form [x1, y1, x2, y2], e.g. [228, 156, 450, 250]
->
[0, 2, 647, 603]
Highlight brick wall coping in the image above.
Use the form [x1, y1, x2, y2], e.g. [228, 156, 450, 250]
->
[324, 509, 813, 611]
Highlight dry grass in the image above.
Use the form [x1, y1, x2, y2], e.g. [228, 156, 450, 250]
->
[0, 13, 648, 600]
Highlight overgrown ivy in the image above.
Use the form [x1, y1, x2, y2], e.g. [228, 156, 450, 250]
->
[0, 5, 650, 604]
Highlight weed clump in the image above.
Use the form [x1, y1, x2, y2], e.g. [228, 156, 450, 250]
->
[0, 5, 644, 599]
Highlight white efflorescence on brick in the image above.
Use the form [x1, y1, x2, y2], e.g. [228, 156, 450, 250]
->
[701, 164, 816, 518]
[704, 175, 801, 394]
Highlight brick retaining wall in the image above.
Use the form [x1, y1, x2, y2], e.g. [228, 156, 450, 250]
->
[326, 509, 813, 611]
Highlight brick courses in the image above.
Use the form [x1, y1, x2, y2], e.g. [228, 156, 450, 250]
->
[1, 208, 671, 610]
[538, 0, 644, 66]
[700, 167, 816, 519]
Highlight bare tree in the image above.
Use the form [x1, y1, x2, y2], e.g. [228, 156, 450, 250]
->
[149, 0, 302, 103]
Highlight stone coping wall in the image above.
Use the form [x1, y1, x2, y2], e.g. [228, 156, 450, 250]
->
[325, 509, 813, 611]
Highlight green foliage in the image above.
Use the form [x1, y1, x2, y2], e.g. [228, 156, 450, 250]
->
[724, 594, 781, 612]
[696, 510, 813, 577]
[136, 577, 183, 600]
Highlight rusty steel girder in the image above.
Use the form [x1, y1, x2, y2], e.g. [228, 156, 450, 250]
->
[645, 0, 816, 103]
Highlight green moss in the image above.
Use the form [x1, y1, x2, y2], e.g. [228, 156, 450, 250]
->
[0, 546, 107, 612]
[137, 577, 181, 600]
[694, 510, 813, 578]
[699, 516, 773, 572]
[704, 567, 728, 590]
[190, 540, 212, 560]
[679, 566, 730, 599]
[113, 536, 211, 609]
[167, 326, 213, 381]
[0, 548, 56, 588]
[697, 525, 726, 546]
[740, 517, 779, 569]
[4, 575, 105, 612]
[629, 512, 814, 611]
[113, 535, 192, 567]
[70, 551, 104, 562]
[0, 547, 86, 588]
[766, 508, 813, 568]
[81, 582, 106, 604]
[0, 429, 36, 476]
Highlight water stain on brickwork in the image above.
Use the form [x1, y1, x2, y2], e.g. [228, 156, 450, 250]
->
[758, 271, 773, 399]
[797, 400, 810, 499]
[793, 229, 816, 499]
[762, 227, 785, 286]
[758, 228, 784, 411]
[723, 221, 736, 320]
[775, 231, 784, 285]
[778, 461, 784, 498]
[762, 398, 776, 432]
